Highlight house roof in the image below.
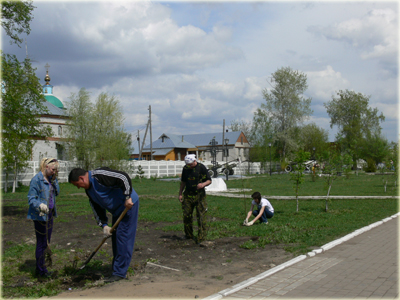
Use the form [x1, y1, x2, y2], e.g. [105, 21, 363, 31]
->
[131, 131, 244, 155]
[145, 133, 196, 150]
[179, 131, 243, 147]
[45, 95, 64, 109]
[42, 101, 68, 116]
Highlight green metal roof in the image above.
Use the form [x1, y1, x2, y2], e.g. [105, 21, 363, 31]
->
[44, 95, 64, 109]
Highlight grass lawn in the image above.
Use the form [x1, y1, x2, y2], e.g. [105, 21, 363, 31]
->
[2, 171, 398, 298]
[4, 172, 398, 252]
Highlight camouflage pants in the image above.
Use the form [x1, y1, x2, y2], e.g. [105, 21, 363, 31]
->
[182, 192, 208, 242]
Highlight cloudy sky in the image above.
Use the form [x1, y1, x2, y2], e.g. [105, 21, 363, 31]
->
[2, 1, 398, 147]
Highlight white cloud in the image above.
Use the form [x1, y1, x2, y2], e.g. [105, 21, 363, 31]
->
[242, 77, 265, 101]
[6, 2, 396, 143]
[375, 102, 399, 120]
[308, 8, 397, 64]
[306, 66, 350, 102]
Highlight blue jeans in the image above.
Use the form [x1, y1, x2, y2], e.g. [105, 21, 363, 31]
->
[252, 205, 274, 223]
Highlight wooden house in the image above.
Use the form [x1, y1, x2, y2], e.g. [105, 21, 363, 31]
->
[130, 131, 250, 162]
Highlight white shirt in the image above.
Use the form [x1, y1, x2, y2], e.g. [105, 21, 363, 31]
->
[252, 197, 274, 213]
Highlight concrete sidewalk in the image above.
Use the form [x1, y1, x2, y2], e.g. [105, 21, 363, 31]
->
[205, 213, 399, 299]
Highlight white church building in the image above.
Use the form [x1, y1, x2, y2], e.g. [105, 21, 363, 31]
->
[31, 64, 69, 161]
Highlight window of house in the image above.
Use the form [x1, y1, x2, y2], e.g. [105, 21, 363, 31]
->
[241, 137, 243, 145]
[58, 126, 62, 136]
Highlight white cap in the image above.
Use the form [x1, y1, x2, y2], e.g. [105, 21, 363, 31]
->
[184, 154, 196, 164]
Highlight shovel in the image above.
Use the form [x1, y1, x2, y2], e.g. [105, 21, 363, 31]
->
[73, 207, 129, 274]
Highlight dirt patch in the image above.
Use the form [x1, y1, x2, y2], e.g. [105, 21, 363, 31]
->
[2, 201, 294, 299]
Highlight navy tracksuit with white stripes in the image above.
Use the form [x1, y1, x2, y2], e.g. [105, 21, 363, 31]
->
[85, 167, 139, 278]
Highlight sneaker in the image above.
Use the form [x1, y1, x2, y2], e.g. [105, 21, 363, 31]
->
[262, 221, 268, 225]
[182, 235, 193, 240]
[104, 275, 125, 283]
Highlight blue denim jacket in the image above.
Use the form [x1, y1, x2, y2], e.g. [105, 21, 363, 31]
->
[27, 171, 59, 221]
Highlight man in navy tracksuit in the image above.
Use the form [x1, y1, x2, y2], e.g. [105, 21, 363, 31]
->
[68, 167, 139, 283]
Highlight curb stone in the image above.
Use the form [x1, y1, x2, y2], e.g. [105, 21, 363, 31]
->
[202, 212, 399, 300]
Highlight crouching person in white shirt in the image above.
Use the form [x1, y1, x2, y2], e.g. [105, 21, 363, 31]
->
[244, 191, 274, 226]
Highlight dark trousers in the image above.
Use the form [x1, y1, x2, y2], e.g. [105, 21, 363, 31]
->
[182, 192, 207, 241]
[111, 200, 139, 278]
[33, 209, 54, 275]
[252, 205, 274, 223]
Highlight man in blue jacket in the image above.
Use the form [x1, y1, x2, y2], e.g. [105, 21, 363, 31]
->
[68, 167, 139, 283]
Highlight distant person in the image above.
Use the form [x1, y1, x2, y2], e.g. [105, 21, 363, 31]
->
[244, 192, 274, 226]
[27, 157, 60, 278]
[68, 167, 139, 283]
[179, 154, 212, 243]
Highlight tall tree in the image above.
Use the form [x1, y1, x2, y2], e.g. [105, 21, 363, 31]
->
[360, 131, 390, 165]
[1, 0, 44, 192]
[92, 92, 132, 170]
[1, 0, 34, 46]
[66, 89, 132, 171]
[65, 88, 95, 170]
[324, 89, 385, 169]
[261, 67, 313, 160]
[297, 123, 329, 159]
[2, 54, 52, 192]
[246, 109, 275, 167]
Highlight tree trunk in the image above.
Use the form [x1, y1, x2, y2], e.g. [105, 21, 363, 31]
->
[352, 158, 357, 171]
[12, 160, 17, 193]
[4, 172, 8, 193]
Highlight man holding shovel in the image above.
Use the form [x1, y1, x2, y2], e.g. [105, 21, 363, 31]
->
[69, 167, 139, 283]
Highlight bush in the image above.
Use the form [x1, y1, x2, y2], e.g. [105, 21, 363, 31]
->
[363, 158, 377, 173]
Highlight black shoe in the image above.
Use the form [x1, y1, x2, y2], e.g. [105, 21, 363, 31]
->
[104, 275, 125, 283]
[182, 235, 192, 240]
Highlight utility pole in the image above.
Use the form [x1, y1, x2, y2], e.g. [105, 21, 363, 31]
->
[137, 130, 140, 159]
[222, 119, 225, 159]
[149, 105, 153, 160]
[139, 119, 149, 160]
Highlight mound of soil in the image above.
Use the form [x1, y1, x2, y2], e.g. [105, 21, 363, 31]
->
[2, 201, 294, 299]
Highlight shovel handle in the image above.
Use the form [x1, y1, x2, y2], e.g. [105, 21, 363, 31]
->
[110, 206, 130, 234]
[80, 206, 130, 268]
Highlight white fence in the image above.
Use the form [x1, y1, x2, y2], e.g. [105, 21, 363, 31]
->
[1, 160, 270, 188]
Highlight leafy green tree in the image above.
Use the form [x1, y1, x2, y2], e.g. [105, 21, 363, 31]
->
[387, 142, 398, 190]
[65, 88, 95, 170]
[1, 0, 44, 192]
[248, 107, 276, 167]
[289, 150, 310, 212]
[324, 89, 385, 169]
[360, 131, 390, 165]
[261, 67, 313, 160]
[2, 54, 52, 192]
[92, 92, 133, 170]
[136, 165, 145, 182]
[1, 0, 34, 46]
[297, 123, 329, 159]
[66, 89, 132, 171]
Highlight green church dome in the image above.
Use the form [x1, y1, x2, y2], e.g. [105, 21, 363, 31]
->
[45, 95, 64, 109]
